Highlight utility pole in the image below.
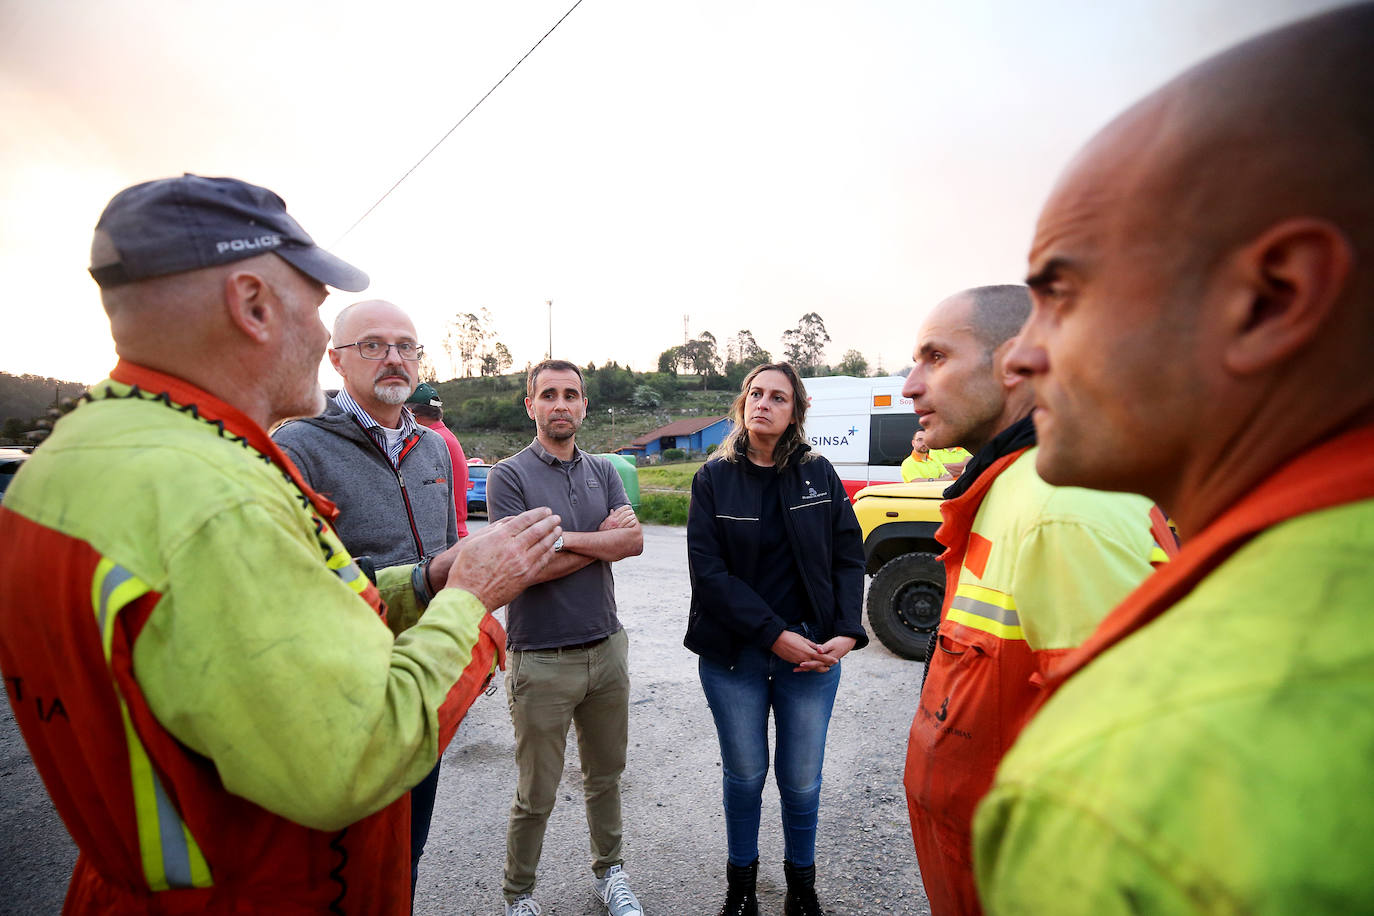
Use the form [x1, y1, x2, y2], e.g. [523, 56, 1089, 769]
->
[683, 314, 690, 347]
[546, 299, 553, 359]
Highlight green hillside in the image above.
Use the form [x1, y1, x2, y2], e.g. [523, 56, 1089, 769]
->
[433, 370, 734, 463]
[0, 366, 738, 459]
[0, 372, 91, 441]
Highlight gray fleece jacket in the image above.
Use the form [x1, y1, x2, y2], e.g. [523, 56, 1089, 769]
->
[272, 393, 458, 567]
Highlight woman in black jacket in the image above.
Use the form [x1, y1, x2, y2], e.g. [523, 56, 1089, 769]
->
[686, 362, 867, 916]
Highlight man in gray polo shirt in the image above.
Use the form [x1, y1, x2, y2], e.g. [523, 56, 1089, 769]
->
[487, 359, 645, 916]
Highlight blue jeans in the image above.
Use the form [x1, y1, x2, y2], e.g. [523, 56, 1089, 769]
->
[698, 639, 842, 868]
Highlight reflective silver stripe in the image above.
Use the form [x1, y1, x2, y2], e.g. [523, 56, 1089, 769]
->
[949, 595, 1021, 627]
[788, 501, 828, 511]
[152, 771, 194, 887]
[334, 560, 363, 584]
[92, 561, 209, 889]
[716, 514, 759, 521]
[98, 564, 135, 632]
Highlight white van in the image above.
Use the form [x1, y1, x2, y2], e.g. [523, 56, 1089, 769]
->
[802, 375, 921, 498]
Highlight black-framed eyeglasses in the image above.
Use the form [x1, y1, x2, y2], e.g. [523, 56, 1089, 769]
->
[333, 340, 424, 361]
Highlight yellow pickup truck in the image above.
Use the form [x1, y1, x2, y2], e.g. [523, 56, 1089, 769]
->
[851, 478, 947, 660]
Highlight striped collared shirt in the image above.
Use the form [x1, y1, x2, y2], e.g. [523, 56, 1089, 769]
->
[332, 388, 419, 468]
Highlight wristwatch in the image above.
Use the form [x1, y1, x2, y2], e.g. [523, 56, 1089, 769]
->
[552, 535, 564, 553]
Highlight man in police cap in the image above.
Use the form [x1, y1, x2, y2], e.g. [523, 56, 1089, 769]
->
[0, 174, 559, 914]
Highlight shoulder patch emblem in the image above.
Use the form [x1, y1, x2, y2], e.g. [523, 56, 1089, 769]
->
[966, 532, 993, 579]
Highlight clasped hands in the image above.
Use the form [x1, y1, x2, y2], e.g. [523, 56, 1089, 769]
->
[772, 630, 856, 674]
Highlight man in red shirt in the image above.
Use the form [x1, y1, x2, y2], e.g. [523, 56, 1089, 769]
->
[408, 383, 470, 539]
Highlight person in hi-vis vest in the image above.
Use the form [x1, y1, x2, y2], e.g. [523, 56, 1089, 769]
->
[899, 284, 1173, 915]
[901, 427, 951, 482]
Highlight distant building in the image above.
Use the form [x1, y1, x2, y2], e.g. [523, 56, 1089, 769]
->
[616, 416, 730, 460]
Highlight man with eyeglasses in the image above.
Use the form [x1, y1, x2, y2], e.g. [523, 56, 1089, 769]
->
[275, 300, 456, 566]
[274, 298, 467, 904]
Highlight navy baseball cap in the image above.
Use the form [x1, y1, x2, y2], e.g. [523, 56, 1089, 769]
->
[88, 174, 369, 292]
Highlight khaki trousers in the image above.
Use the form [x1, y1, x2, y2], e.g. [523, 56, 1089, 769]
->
[503, 627, 630, 900]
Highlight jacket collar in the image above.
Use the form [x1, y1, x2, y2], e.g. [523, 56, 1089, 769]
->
[330, 387, 420, 438]
[529, 437, 584, 467]
[107, 360, 340, 521]
[1032, 422, 1374, 713]
[942, 412, 1036, 500]
[731, 435, 812, 472]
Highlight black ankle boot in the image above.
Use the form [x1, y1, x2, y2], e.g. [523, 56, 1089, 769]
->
[783, 860, 826, 916]
[717, 859, 758, 916]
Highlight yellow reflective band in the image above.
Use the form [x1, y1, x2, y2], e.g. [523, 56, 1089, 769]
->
[323, 535, 369, 595]
[949, 584, 1025, 641]
[92, 558, 148, 661]
[947, 606, 1026, 641]
[117, 700, 211, 890]
[1150, 547, 1170, 565]
[91, 560, 213, 892]
[330, 556, 368, 595]
[955, 582, 1018, 611]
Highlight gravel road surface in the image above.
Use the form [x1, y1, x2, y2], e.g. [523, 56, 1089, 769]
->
[0, 523, 930, 915]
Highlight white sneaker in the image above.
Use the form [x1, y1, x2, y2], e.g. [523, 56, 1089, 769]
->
[593, 865, 644, 916]
[504, 895, 542, 916]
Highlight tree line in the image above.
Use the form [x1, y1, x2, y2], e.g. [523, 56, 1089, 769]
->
[0, 372, 89, 444]
[430, 361, 688, 435]
[1, 307, 884, 447]
[438, 308, 514, 381]
[657, 312, 880, 390]
[428, 309, 888, 444]
[436, 308, 881, 387]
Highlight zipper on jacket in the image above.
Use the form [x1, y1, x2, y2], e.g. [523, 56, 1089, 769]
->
[353, 418, 426, 559]
[779, 463, 822, 627]
[395, 469, 424, 557]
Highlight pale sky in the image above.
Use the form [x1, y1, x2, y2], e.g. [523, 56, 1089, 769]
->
[1, 0, 1346, 385]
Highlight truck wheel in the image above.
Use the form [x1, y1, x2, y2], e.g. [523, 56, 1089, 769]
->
[868, 552, 944, 660]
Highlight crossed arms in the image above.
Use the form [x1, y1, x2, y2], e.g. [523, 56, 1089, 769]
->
[529, 504, 643, 583]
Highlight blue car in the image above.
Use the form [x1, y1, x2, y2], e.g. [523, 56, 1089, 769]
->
[0, 448, 30, 503]
[466, 463, 489, 515]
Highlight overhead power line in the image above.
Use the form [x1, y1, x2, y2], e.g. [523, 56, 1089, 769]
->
[333, 0, 587, 246]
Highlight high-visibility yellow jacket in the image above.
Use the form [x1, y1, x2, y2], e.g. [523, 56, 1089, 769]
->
[0, 362, 499, 914]
[905, 444, 1169, 915]
[902, 452, 948, 481]
[932, 447, 971, 467]
[975, 424, 1374, 915]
